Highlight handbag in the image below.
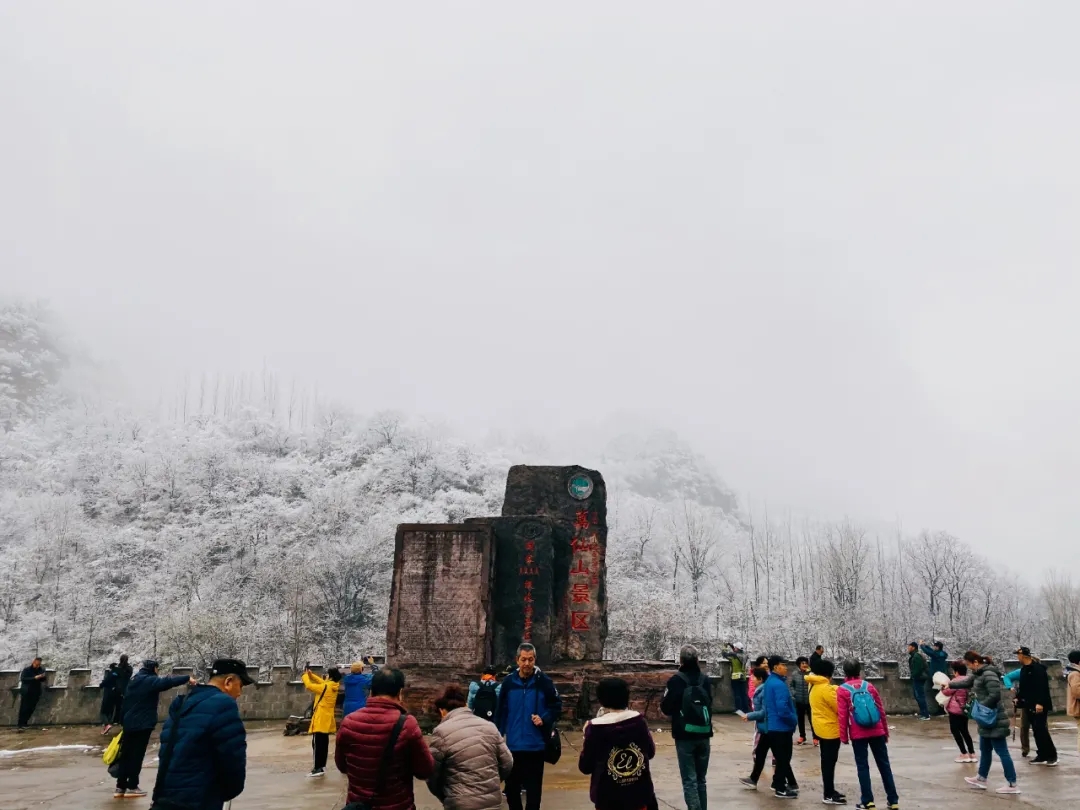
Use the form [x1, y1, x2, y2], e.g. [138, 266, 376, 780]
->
[149, 695, 193, 810]
[342, 711, 408, 810]
[968, 699, 998, 729]
[102, 731, 123, 766]
[543, 724, 562, 765]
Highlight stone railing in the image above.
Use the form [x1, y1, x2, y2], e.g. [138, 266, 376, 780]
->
[3, 658, 1069, 727]
[2, 666, 325, 728]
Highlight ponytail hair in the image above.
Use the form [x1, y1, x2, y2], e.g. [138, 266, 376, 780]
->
[963, 650, 982, 665]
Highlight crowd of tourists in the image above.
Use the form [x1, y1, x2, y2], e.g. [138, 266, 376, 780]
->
[10, 642, 1080, 810]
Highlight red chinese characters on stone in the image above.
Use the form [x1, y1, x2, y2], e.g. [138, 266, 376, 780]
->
[571, 583, 591, 604]
[571, 612, 590, 631]
[571, 534, 599, 553]
[574, 510, 590, 531]
[569, 558, 590, 576]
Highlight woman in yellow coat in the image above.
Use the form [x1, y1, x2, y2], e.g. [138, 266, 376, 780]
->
[302, 666, 342, 777]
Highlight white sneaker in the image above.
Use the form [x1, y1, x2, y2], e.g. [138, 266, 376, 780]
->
[306, 769, 325, 778]
[954, 756, 969, 763]
[995, 784, 1021, 795]
[964, 777, 987, 790]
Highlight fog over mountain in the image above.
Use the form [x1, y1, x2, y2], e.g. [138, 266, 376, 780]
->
[3, 4, 1080, 669]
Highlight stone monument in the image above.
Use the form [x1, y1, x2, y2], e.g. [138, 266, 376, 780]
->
[385, 523, 495, 668]
[385, 465, 608, 671]
[466, 516, 571, 667]
[502, 465, 608, 662]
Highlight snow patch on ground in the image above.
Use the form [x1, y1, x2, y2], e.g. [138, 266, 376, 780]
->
[0, 744, 97, 759]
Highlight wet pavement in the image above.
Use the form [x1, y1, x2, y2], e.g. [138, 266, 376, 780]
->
[2, 717, 1076, 810]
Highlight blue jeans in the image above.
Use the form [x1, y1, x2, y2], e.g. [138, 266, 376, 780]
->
[675, 738, 710, 810]
[978, 736, 1017, 783]
[912, 679, 930, 718]
[851, 736, 898, 806]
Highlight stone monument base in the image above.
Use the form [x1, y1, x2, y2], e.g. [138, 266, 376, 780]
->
[394, 660, 701, 730]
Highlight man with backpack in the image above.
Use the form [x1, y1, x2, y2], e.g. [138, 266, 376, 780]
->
[662, 644, 714, 810]
[837, 659, 898, 810]
[468, 666, 502, 723]
[761, 656, 799, 799]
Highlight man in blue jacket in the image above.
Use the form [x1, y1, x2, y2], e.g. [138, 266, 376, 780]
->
[154, 658, 252, 810]
[763, 656, 799, 799]
[495, 643, 562, 810]
[114, 660, 195, 799]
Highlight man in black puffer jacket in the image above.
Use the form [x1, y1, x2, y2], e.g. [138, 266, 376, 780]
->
[154, 659, 252, 810]
[1015, 647, 1056, 766]
[115, 661, 194, 799]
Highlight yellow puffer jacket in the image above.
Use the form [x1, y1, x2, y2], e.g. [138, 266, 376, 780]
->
[303, 671, 341, 735]
[805, 673, 840, 740]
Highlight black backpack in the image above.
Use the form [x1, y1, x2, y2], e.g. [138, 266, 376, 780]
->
[473, 681, 498, 721]
[677, 672, 712, 735]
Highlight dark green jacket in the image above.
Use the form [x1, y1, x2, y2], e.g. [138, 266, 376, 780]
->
[951, 665, 1010, 739]
[908, 650, 928, 680]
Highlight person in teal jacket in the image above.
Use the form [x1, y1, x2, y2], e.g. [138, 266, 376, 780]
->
[920, 641, 949, 715]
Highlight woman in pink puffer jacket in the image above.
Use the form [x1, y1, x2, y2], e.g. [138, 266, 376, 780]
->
[943, 661, 975, 762]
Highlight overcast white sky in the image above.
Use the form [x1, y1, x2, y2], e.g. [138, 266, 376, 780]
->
[3, 2, 1079, 567]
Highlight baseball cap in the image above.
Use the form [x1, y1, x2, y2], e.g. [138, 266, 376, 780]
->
[210, 658, 255, 685]
[1015, 646, 1032, 657]
[767, 655, 788, 669]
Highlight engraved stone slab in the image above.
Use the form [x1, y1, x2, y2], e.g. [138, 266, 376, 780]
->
[386, 524, 494, 668]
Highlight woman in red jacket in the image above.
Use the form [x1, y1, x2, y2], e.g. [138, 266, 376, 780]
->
[335, 667, 434, 810]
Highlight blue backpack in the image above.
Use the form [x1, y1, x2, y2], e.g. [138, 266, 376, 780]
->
[842, 681, 881, 728]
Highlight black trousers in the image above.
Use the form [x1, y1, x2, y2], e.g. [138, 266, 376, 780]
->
[768, 732, 797, 792]
[1031, 712, 1058, 762]
[506, 750, 545, 810]
[312, 732, 330, 770]
[116, 728, 153, 790]
[949, 713, 974, 754]
[17, 692, 41, 728]
[750, 732, 772, 783]
[732, 678, 750, 713]
[819, 738, 841, 798]
[796, 703, 815, 740]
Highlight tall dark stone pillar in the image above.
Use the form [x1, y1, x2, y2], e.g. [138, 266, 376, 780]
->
[467, 516, 570, 667]
[502, 466, 607, 662]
